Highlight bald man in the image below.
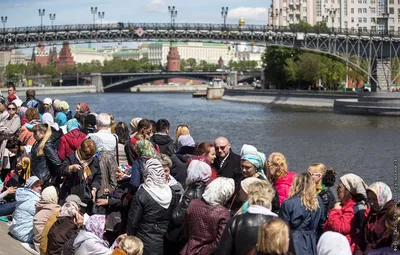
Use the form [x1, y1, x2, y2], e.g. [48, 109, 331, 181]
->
[212, 137, 241, 179]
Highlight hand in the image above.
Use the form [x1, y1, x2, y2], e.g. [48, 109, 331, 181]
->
[115, 234, 127, 244]
[333, 202, 342, 210]
[69, 164, 82, 172]
[74, 213, 84, 227]
[104, 188, 110, 195]
[6, 186, 17, 195]
[96, 199, 108, 206]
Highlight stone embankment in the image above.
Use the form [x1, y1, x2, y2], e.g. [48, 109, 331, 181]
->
[0, 85, 97, 97]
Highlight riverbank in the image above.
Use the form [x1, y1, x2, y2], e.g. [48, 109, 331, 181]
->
[222, 89, 358, 110]
[0, 86, 97, 97]
[130, 85, 208, 93]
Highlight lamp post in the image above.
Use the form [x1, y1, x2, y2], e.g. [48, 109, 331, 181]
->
[38, 9, 45, 30]
[98, 11, 105, 25]
[168, 6, 178, 27]
[221, 7, 228, 29]
[49, 13, 56, 28]
[91, 7, 98, 26]
[1, 16, 6, 49]
[327, 8, 338, 32]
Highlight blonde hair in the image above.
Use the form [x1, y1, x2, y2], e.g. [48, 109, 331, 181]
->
[268, 152, 288, 181]
[32, 124, 52, 156]
[257, 218, 290, 254]
[119, 236, 144, 255]
[175, 125, 190, 141]
[289, 172, 319, 211]
[247, 180, 276, 209]
[308, 163, 327, 176]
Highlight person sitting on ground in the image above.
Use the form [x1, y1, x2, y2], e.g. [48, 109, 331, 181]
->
[212, 137, 241, 179]
[1, 136, 19, 182]
[136, 119, 152, 140]
[150, 119, 175, 157]
[0, 186, 17, 216]
[111, 236, 144, 255]
[82, 113, 97, 135]
[317, 231, 352, 255]
[8, 176, 42, 243]
[58, 118, 87, 161]
[74, 102, 91, 127]
[33, 186, 61, 252]
[170, 135, 196, 187]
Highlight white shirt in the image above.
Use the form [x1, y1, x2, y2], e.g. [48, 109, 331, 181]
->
[87, 130, 118, 152]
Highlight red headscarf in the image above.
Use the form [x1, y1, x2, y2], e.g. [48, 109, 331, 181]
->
[79, 102, 90, 114]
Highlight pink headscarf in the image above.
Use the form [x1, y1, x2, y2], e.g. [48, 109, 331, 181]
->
[85, 214, 106, 241]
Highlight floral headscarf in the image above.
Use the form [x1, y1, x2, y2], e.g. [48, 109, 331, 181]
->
[186, 159, 212, 186]
[137, 140, 157, 159]
[85, 214, 106, 242]
[58, 201, 79, 218]
[240, 144, 267, 178]
[78, 102, 90, 114]
[119, 164, 132, 179]
[367, 182, 393, 210]
[67, 118, 80, 132]
[202, 177, 235, 206]
[130, 117, 142, 135]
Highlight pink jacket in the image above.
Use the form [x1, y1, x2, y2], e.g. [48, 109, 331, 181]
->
[274, 171, 296, 206]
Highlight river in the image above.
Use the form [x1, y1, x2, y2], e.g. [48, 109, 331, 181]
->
[54, 92, 400, 187]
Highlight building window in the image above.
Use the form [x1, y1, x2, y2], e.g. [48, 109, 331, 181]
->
[345, 21, 348, 27]
[331, 0, 334, 3]
[303, 7, 307, 11]
[351, 8, 354, 13]
[371, 0, 375, 3]
[390, 0, 394, 4]
[363, 8, 367, 13]
[390, 17, 394, 23]
[390, 7, 394, 14]
[359, 17, 363, 23]
[344, 0, 348, 15]
[371, 7, 376, 13]
[363, 0, 367, 3]
[358, 0, 362, 3]
[358, 8, 362, 13]
[371, 26, 376, 31]
[390, 26, 395, 31]
[398, 8, 400, 18]
[371, 17, 376, 22]
[363, 17, 367, 22]
[351, 17, 355, 22]
[303, 16, 307, 21]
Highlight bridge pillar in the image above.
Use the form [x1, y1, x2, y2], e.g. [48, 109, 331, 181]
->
[91, 73, 104, 93]
[371, 59, 391, 92]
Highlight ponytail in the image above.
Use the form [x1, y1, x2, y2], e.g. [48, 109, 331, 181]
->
[33, 124, 52, 156]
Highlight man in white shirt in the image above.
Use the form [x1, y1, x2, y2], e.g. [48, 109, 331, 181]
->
[87, 113, 117, 153]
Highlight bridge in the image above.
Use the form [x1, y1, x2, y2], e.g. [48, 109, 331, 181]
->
[3, 22, 400, 91]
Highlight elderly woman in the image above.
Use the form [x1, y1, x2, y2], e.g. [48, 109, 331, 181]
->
[33, 186, 61, 252]
[0, 102, 20, 161]
[158, 153, 183, 197]
[74, 102, 90, 126]
[58, 118, 87, 161]
[129, 117, 142, 137]
[181, 177, 235, 255]
[354, 182, 394, 254]
[127, 158, 177, 255]
[59, 139, 101, 213]
[165, 159, 212, 254]
[324, 173, 369, 253]
[216, 180, 279, 255]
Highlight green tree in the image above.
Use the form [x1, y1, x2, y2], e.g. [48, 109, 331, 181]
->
[5, 64, 24, 81]
[186, 58, 197, 71]
[296, 53, 322, 84]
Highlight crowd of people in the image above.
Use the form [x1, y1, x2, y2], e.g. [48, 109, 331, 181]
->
[0, 84, 398, 255]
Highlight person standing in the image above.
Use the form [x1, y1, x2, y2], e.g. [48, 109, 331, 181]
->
[212, 137, 241, 179]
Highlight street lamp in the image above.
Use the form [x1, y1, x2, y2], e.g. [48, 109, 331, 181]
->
[91, 7, 98, 26]
[1, 16, 7, 49]
[38, 9, 45, 29]
[98, 11, 105, 25]
[221, 7, 228, 29]
[49, 13, 56, 28]
[168, 6, 178, 27]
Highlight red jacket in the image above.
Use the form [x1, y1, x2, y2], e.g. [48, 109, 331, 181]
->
[57, 129, 86, 161]
[274, 171, 296, 206]
[324, 198, 369, 253]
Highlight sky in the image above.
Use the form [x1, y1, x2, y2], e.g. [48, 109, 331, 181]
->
[0, 0, 270, 27]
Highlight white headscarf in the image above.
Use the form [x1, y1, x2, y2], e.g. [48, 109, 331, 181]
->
[42, 112, 59, 131]
[142, 158, 172, 209]
[202, 177, 235, 206]
[317, 231, 352, 255]
[41, 186, 58, 204]
[186, 160, 212, 186]
[340, 173, 368, 197]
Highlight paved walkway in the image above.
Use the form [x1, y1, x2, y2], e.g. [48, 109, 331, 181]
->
[0, 222, 31, 255]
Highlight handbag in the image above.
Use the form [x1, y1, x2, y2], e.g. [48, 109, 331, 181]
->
[70, 171, 92, 201]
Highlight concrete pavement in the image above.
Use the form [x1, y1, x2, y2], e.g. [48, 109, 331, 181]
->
[0, 222, 31, 255]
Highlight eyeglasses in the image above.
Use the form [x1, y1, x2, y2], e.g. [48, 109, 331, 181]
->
[215, 144, 229, 151]
[309, 172, 322, 177]
[7, 108, 16, 111]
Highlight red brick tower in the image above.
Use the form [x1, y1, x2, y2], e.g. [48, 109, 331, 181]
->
[49, 45, 58, 64]
[34, 43, 49, 67]
[166, 43, 184, 84]
[56, 42, 75, 72]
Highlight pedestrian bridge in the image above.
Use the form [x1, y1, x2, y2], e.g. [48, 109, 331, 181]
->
[2, 22, 400, 91]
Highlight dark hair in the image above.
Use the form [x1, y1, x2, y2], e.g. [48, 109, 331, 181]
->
[156, 119, 170, 133]
[149, 120, 156, 133]
[7, 102, 17, 110]
[7, 84, 16, 91]
[6, 136, 18, 150]
[115, 122, 130, 144]
[138, 119, 152, 130]
[25, 89, 36, 99]
[322, 168, 336, 188]
[195, 142, 214, 156]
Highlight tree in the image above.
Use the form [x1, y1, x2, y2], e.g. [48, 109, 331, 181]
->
[296, 53, 322, 84]
[5, 64, 24, 82]
[320, 56, 346, 90]
[186, 58, 197, 71]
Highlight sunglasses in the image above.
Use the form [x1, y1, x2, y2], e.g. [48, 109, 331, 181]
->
[215, 144, 229, 151]
[7, 108, 16, 111]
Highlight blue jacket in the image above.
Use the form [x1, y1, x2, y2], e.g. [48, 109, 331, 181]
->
[280, 195, 325, 255]
[9, 188, 41, 243]
[130, 157, 147, 192]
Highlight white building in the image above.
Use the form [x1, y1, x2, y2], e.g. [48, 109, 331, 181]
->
[69, 46, 112, 64]
[229, 43, 264, 66]
[0, 50, 26, 67]
[112, 49, 149, 60]
[268, 0, 399, 32]
[148, 41, 230, 66]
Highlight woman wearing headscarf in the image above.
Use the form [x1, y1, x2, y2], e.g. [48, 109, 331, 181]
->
[238, 145, 280, 214]
[181, 177, 235, 255]
[317, 231, 352, 255]
[42, 112, 63, 148]
[129, 117, 142, 137]
[165, 159, 212, 254]
[18, 107, 41, 150]
[324, 173, 369, 253]
[55, 101, 72, 132]
[58, 118, 87, 161]
[170, 135, 196, 187]
[71, 214, 112, 255]
[33, 186, 61, 252]
[130, 139, 158, 192]
[74, 102, 91, 127]
[354, 182, 394, 254]
[127, 158, 177, 255]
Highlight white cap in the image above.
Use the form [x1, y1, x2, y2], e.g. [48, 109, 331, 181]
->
[43, 98, 52, 105]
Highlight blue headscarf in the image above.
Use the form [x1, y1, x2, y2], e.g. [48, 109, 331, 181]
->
[27, 100, 39, 109]
[67, 118, 80, 132]
[240, 144, 267, 178]
[55, 111, 68, 126]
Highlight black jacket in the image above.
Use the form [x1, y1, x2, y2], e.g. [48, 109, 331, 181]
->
[150, 133, 175, 157]
[58, 152, 102, 201]
[319, 188, 336, 220]
[22, 98, 45, 114]
[170, 146, 196, 187]
[124, 141, 138, 166]
[127, 187, 177, 255]
[212, 150, 242, 180]
[216, 213, 276, 255]
[30, 140, 61, 187]
[49, 127, 63, 149]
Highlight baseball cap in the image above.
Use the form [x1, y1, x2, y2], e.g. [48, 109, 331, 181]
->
[65, 194, 87, 207]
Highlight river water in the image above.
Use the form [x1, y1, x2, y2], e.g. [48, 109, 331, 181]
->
[54, 92, 400, 187]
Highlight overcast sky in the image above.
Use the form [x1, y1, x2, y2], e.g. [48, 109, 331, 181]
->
[1, 0, 269, 27]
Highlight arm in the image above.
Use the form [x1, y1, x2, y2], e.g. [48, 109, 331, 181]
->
[323, 206, 354, 235]
[279, 201, 291, 226]
[126, 190, 143, 236]
[172, 192, 193, 225]
[44, 143, 61, 166]
[215, 218, 234, 255]
[90, 158, 102, 191]
[271, 186, 281, 214]
[215, 209, 231, 245]
[3, 117, 21, 135]
[59, 154, 73, 176]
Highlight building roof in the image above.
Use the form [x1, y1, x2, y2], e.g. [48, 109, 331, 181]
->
[113, 50, 148, 56]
